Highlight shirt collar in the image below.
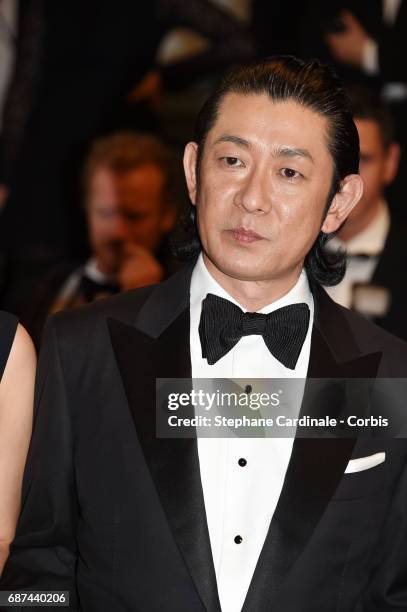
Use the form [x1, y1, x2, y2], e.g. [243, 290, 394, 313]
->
[83, 257, 114, 284]
[190, 252, 313, 315]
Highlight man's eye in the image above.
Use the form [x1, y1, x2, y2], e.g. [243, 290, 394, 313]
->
[221, 156, 243, 167]
[280, 168, 301, 179]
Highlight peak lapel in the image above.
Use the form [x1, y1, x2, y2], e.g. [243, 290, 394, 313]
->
[242, 285, 382, 611]
[108, 263, 221, 612]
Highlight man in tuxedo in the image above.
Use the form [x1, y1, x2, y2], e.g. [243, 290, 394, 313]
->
[325, 87, 407, 340]
[1, 57, 407, 611]
[20, 131, 179, 347]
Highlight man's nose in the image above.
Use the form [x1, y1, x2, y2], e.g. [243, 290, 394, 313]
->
[110, 214, 130, 240]
[235, 167, 272, 214]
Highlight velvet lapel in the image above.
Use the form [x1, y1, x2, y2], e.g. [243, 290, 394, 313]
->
[242, 285, 383, 611]
[108, 263, 221, 612]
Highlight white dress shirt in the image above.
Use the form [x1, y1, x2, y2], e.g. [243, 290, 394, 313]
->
[190, 254, 314, 612]
[325, 201, 390, 309]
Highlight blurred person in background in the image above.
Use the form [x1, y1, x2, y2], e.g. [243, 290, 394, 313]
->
[0, 312, 36, 574]
[22, 132, 180, 347]
[324, 87, 407, 340]
[0, 0, 254, 316]
[316, 0, 407, 221]
[299, 1, 406, 94]
[324, 1, 407, 85]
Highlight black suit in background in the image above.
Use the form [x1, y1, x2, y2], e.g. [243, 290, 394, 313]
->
[1, 262, 407, 611]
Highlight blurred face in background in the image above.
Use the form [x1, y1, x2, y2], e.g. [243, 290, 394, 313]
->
[86, 164, 175, 276]
[345, 118, 399, 232]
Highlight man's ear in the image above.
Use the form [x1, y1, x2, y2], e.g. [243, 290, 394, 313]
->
[321, 174, 364, 233]
[183, 142, 198, 205]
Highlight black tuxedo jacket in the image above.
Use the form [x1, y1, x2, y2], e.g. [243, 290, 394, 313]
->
[2, 262, 407, 611]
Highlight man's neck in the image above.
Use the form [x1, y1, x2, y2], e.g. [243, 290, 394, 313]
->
[202, 254, 303, 312]
[338, 198, 383, 243]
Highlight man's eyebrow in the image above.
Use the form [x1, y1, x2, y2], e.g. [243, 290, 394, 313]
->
[213, 137, 314, 162]
[274, 146, 314, 163]
[214, 134, 251, 148]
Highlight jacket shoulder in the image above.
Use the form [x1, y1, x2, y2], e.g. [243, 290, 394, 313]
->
[336, 299, 407, 372]
[314, 284, 407, 374]
[43, 285, 157, 350]
[341, 301, 407, 349]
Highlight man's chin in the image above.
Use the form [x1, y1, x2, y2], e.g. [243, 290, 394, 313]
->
[205, 252, 274, 283]
[221, 266, 270, 282]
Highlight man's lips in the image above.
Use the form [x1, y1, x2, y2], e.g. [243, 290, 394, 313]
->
[229, 227, 264, 243]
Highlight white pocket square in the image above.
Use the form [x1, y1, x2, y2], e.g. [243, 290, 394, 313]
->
[344, 452, 386, 474]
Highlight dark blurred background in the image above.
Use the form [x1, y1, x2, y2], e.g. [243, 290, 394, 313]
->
[1, 0, 406, 343]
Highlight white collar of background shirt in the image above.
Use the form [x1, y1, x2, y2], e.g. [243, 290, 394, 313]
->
[383, 0, 402, 26]
[84, 257, 115, 284]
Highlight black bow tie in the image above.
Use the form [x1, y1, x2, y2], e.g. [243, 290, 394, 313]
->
[79, 275, 119, 302]
[199, 293, 310, 369]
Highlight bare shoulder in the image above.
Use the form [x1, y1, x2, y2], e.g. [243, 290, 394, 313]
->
[5, 324, 36, 375]
[0, 325, 36, 555]
[0, 324, 36, 404]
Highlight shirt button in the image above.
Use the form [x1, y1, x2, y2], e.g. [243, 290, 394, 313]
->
[234, 535, 243, 544]
[245, 384, 252, 394]
[238, 458, 247, 467]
